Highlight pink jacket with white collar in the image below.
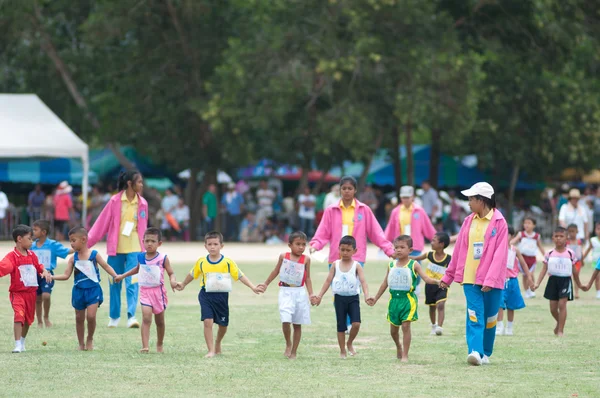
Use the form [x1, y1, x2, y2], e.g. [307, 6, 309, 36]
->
[310, 199, 395, 263]
[87, 192, 148, 256]
[384, 204, 437, 252]
[441, 209, 508, 289]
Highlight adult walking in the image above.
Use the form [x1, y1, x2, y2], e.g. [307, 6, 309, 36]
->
[88, 170, 148, 328]
[559, 189, 589, 242]
[440, 182, 508, 366]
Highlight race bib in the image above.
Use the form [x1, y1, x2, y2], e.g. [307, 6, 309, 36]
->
[520, 239, 537, 256]
[122, 221, 134, 237]
[19, 264, 38, 287]
[403, 224, 411, 236]
[279, 258, 304, 286]
[473, 242, 484, 260]
[388, 267, 412, 291]
[75, 260, 99, 283]
[427, 263, 447, 277]
[547, 257, 572, 277]
[138, 264, 161, 288]
[35, 250, 52, 269]
[332, 273, 358, 296]
[506, 250, 517, 270]
[205, 272, 232, 292]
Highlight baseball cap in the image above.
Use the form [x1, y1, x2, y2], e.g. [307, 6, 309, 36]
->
[400, 186, 414, 198]
[461, 182, 494, 199]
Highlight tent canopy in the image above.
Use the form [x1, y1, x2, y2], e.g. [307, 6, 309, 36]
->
[0, 158, 97, 185]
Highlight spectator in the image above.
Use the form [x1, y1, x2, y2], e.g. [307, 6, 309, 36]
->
[172, 198, 190, 241]
[221, 182, 244, 241]
[421, 180, 439, 220]
[559, 189, 589, 241]
[297, 186, 316, 237]
[256, 180, 276, 224]
[374, 188, 389, 228]
[323, 184, 340, 209]
[239, 212, 262, 243]
[0, 184, 8, 235]
[53, 181, 73, 240]
[28, 184, 46, 223]
[43, 189, 55, 221]
[556, 183, 570, 212]
[160, 188, 179, 236]
[202, 184, 218, 233]
[261, 217, 281, 244]
[282, 191, 296, 225]
[358, 185, 378, 211]
[445, 190, 461, 234]
[594, 187, 600, 224]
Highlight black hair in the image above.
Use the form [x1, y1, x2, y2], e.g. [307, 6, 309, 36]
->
[523, 216, 537, 225]
[434, 232, 450, 248]
[288, 231, 307, 244]
[205, 231, 223, 243]
[144, 227, 162, 241]
[393, 235, 413, 248]
[339, 235, 357, 249]
[33, 219, 51, 235]
[508, 226, 515, 236]
[567, 223, 578, 230]
[117, 169, 142, 191]
[12, 225, 32, 243]
[554, 226, 567, 234]
[473, 194, 497, 209]
[68, 226, 88, 237]
[339, 176, 357, 190]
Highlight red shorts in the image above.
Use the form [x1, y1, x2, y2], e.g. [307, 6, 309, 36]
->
[10, 291, 37, 326]
[575, 261, 583, 273]
[521, 255, 537, 272]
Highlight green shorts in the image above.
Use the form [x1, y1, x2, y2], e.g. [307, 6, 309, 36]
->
[387, 291, 418, 326]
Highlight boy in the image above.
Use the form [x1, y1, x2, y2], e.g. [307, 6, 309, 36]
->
[410, 232, 451, 336]
[31, 219, 73, 327]
[372, 235, 440, 362]
[258, 231, 314, 359]
[497, 227, 534, 336]
[534, 227, 584, 337]
[566, 224, 584, 298]
[177, 231, 263, 358]
[581, 222, 600, 299]
[314, 236, 371, 359]
[0, 225, 51, 353]
[510, 217, 545, 298]
[582, 252, 600, 294]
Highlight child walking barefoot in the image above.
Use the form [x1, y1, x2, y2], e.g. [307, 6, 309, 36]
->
[372, 235, 440, 362]
[581, 222, 600, 299]
[115, 228, 178, 353]
[315, 236, 371, 359]
[52, 227, 118, 350]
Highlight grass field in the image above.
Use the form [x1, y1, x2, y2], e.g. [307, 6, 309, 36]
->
[0, 251, 599, 397]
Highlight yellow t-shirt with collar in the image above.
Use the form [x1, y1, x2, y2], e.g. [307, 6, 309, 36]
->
[463, 209, 494, 284]
[117, 192, 141, 254]
[399, 204, 413, 235]
[190, 255, 243, 288]
[340, 199, 356, 236]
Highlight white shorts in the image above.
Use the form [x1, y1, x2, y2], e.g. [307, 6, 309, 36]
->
[279, 287, 311, 325]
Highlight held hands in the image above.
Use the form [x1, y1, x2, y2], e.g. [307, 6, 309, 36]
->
[481, 286, 492, 292]
[42, 271, 52, 284]
[252, 285, 265, 294]
[581, 284, 590, 292]
[175, 282, 185, 291]
[114, 274, 124, 283]
[257, 283, 268, 293]
[439, 281, 449, 290]
[170, 280, 178, 292]
[533, 284, 539, 292]
[527, 275, 535, 289]
[365, 297, 376, 306]
[310, 295, 322, 306]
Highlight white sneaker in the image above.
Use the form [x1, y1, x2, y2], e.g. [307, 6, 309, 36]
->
[345, 324, 351, 335]
[482, 355, 490, 365]
[430, 324, 437, 335]
[505, 327, 513, 336]
[526, 289, 536, 298]
[435, 326, 443, 336]
[496, 323, 504, 336]
[127, 317, 140, 329]
[12, 342, 22, 353]
[467, 351, 482, 366]
[20, 338, 26, 352]
[108, 318, 120, 328]
[596, 290, 600, 300]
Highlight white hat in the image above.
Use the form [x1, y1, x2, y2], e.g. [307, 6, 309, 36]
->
[461, 182, 494, 199]
[57, 181, 72, 194]
[399, 186, 414, 198]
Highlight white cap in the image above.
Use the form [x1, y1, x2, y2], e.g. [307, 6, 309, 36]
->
[461, 182, 494, 199]
[399, 186, 414, 198]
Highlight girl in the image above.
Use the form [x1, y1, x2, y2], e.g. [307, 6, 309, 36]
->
[510, 217, 544, 298]
[582, 222, 600, 299]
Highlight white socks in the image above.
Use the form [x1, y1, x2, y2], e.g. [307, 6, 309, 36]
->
[20, 337, 26, 351]
[507, 321, 513, 329]
[497, 321, 504, 330]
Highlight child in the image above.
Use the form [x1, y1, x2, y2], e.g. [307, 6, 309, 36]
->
[497, 227, 534, 336]
[534, 226, 584, 337]
[0, 225, 51, 353]
[115, 228, 178, 353]
[258, 231, 314, 359]
[52, 227, 118, 350]
[372, 235, 440, 362]
[510, 217, 544, 298]
[582, 253, 600, 294]
[410, 232, 451, 336]
[314, 236, 371, 359]
[31, 219, 73, 328]
[581, 222, 600, 299]
[177, 231, 263, 358]
[566, 224, 584, 298]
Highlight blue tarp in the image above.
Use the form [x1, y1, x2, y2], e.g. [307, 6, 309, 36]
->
[0, 158, 97, 185]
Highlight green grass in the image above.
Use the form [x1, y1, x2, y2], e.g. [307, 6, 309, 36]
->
[1, 259, 599, 397]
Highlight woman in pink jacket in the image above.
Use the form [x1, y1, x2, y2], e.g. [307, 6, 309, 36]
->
[440, 182, 508, 366]
[88, 170, 148, 329]
[309, 176, 395, 330]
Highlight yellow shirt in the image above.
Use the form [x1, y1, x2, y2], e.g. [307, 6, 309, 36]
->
[463, 209, 494, 284]
[340, 199, 356, 236]
[399, 204, 413, 235]
[116, 192, 141, 254]
[190, 255, 243, 287]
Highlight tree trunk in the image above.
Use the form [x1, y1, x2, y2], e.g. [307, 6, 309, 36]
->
[405, 120, 414, 186]
[313, 160, 332, 195]
[187, 168, 200, 240]
[507, 163, 520, 226]
[392, 125, 403, 202]
[430, 128, 441, 189]
[358, 131, 384, 192]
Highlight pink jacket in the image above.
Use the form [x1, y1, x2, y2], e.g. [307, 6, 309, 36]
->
[87, 192, 148, 256]
[384, 204, 436, 252]
[442, 209, 508, 289]
[310, 199, 394, 263]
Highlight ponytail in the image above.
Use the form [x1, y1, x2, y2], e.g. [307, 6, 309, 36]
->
[117, 169, 141, 192]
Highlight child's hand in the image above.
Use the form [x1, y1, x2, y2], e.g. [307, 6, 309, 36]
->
[252, 286, 262, 294]
[170, 281, 178, 292]
[439, 281, 449, 290]
[43, 271, 52, 284]
[309, 295, 318, 306]
[532, 284, 539, 292]
[581, 285, 590, 292]
[114, 275, 124, 283]
[527, 275, 535, 288]
[365, 297, 374, 306]
[257, 283, 268, 293]
[315, 296, 322, 306]
[175, 282, 185, 291]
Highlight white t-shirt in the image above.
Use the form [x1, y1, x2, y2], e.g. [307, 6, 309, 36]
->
[559, 204, 588, 239]
[172, 206, 190, 223]
[297, 194, 316, 219]
[0, 191, 8, 219]
[256, 188, 276, 209]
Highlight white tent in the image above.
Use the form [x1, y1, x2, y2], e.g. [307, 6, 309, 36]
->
[0, 94, 90, 222]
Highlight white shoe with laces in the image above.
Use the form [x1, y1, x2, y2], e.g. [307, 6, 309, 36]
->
[467, 351, 482, 366]
[435, 326, 443, 336]
[108, 318, 120, 328]
[430, 324, 437, 335]
[596, 290, 600, 300]
[127, 317, 140, 329]
[12, 342, 22, 353]
[496, 322, 504, 336]
[505, 326, 513, 336]
[482, 355, 490, 365]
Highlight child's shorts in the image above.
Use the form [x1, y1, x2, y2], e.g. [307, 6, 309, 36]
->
[387, 291, 418, 326]
[278, 287, 310, 325]
[72, 285, 103, 311]
[425, 283, 448, 306]
[37, 270, 55, 295]
[333, 294, 360, 332]
[10, 291, 36, 325]
[502, 278, 525, 310]
[140, 286, 168, 315]
[574, 261, 582, 273]
[544, 276, 573, 301]
[199, 288, 229, 326]
[520, 255, 537, 272]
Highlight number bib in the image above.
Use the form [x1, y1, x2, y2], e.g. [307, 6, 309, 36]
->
[427, 263, 447, 276]
[388, 267, 413, 291]
[506, 250, 517, 270]
[205, 273, 232, 292]
[331, 263, 359, 296]
[75, 260, 99, 283]
[35, 250, 52, 269]
[547, 257, 572, 277]
[519, 239, 537, 256]
[138, 265, 161, 288]
[473, 242, 484, 260]
[279, 258, 304, 287]
[19, 264, 38, 287]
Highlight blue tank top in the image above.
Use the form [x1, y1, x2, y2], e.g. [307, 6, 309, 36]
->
[73, 250, 100, 288]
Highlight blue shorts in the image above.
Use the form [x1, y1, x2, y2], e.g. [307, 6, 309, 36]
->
[72, 285, 104, 311]
[502, 278, 525, 311]
[37, 270, 55, 295]
[198, 288, 229, 326]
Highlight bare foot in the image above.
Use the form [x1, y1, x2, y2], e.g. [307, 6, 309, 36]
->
[557, 332, 564, 337]
[215, 346, 222, 355]
[347, 343, 357, 356]
[401, 356, 409, 363]
[575, 295, 580, 299]
[44, 319, 53, 328]
[37, 322, 44, 329]
[156, 344, 164, 353]
[396, 348, 403, 359]
[340, 351, 347, 359]
[288, 353, 297, 360]
[284, 345, 292, 358]
[554, 324, 559, 335]
[140, 348, 150, 354]
[85, 339, 94, 351]
[78, 345, 85, 351]
[205, 352, 216, 358]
